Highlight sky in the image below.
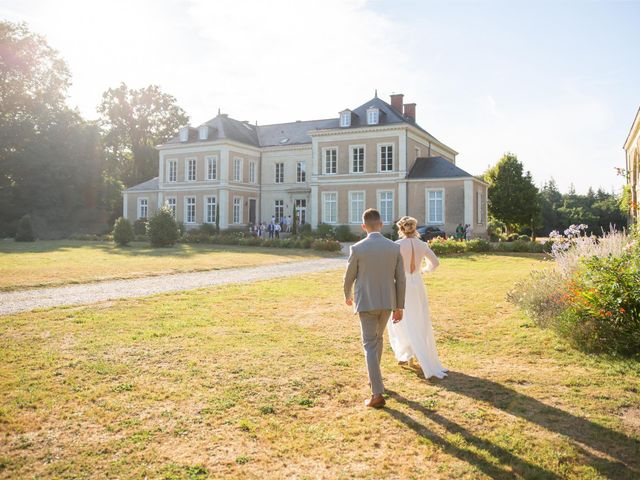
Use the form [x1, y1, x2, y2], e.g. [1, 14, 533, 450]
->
[2, 0, 639, 193]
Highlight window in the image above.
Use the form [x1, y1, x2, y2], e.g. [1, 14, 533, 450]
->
[379, 144, 393, 172]
[295, 199, 307, 224]
[324, 148, 337, 174]
[186, 158, 196, 181]
[179, 126, 189, 142]
[166, 197, 177, 218]
[296, 162, 306, 183]
[340, 111, 351, 127]
[275, 163, 284, 183]
[168, 160, 177, 182]
[426, 189, 444, 224]
[199, 125, 209, 140]
[351, 146, 364, 173]
[205, 196, 217, 223]
[138, 198, 148, 219]
[185, 197, 196, 224]
[233, 158, 242, 182]
[378, 191, 394, 223]
[249, 161, 256, 183]
[367, 108, 379, 125]
[233, 197, 242, 224]
[477, 190, 484, 224]
[206, 156, 217, 181]
[274, 199, 284, 222]
[322, 192, 337, 224]
[349, 191, 365, 224]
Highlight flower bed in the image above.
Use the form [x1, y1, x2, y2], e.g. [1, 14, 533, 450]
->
[508, 225, 640, 355]
[427, 237, 544, 255]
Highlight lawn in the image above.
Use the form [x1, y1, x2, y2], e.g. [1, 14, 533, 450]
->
[1, 254, 639, 479]
[0, 240, 330, 291]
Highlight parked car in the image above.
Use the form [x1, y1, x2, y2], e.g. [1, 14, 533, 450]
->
[416, 226, 447, 241]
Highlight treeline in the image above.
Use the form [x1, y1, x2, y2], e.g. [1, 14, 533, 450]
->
[485, 153, 628, 238]
[0, 21, 188, 238]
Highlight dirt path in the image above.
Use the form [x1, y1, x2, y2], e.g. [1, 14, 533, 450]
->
[0, 257, 346, 316]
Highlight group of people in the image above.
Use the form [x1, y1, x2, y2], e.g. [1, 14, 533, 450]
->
[252, 215, 302, 239]
[454, 223, 473, 241]
[343, 209, 447, 409]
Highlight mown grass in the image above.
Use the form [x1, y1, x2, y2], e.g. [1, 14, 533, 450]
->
[1, 254, 639, 479]
[0, 240, 330, 291]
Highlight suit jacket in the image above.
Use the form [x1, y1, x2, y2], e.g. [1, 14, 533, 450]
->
[343, 232, 406, 313]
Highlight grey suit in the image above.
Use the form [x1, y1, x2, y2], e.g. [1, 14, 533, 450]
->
[343, 232, 406, 395]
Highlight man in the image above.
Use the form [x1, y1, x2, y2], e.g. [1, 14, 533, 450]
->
[343, 208, 406, 408]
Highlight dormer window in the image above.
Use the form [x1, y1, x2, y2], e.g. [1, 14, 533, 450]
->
[179, 126, 189, 142]
[367, 107, 379, 125]
[340, 110, 351, 128]
[198, 125, 209, 140]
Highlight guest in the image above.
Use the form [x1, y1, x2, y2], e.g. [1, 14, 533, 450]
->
[275, 223, 281, 238]
[465, 224, 473, 240]
[455, 223, 465, 241]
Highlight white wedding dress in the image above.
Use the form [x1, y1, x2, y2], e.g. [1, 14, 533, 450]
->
[388, 237, 448, 379]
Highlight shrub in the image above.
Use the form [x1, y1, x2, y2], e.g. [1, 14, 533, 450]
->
[146, 206, 179, 247]
[517, 234, 531, 242]
[299, 223, 312, 236]
[556, 249, 640, 355]
[466, 239, 492, 252]
[509, 226, 640, 356]
[311, 239, 342, 252]
[315, 223, 335, 238]
[133, 219, 147, 235]
[176, 221, 186, 236]
[181, 229, 211, 244]
[428, 237, 466, 255]
[199, 223, 217, 235]
[238, 237, 263, 247]
[391, 222, 399, 241]
[334, 225, 358, 242]
[15, 214, 35, 242]
[112, 217, 134, 246]
[507, 269, 569, 328]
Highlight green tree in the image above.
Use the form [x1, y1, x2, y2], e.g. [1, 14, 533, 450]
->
[98, 83, 189, 187]
[484, 153, 539, 234]
[0, 21, 105, 237]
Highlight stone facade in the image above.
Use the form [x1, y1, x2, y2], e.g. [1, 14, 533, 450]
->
[123, 93, 488, 238]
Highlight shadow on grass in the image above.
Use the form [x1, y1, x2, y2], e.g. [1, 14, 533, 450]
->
[384, 389, 561, 479]
[433, 372, 640, 479]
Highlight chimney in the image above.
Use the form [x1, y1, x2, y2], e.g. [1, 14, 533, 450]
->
[403, 103, 416, 121]
[390, 93, 404, 112]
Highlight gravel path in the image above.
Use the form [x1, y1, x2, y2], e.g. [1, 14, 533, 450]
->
[0, 257, 346, 316]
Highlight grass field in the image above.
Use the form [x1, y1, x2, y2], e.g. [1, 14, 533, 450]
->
[0, 240, 329, 291]
[1, 254, 639, 479]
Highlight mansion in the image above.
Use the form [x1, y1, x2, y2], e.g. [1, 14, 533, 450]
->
[123, 93, 488, 237]
[625, 106, 639, 223]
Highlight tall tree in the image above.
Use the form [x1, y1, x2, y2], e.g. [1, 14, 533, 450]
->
[98, 83, 189, 186]
[484, 153, 539, 234]
[0, 21, 104, 237]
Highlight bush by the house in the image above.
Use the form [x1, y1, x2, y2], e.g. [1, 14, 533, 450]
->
[311, 238, 342, 252]
[509, 225, 640, 356]
[68, 233, 113, 241]
[299, 223, 312, 236]
[146, 206, 179, 247]
[15, 214, 36, 242]
[315, 223, 335, 238]
[112, 217, 134, 246]
[334, 225, 358, 242]
[466, 239, 492, 252]
[133, 219, 147, 235]
[428, 237, 467, 255]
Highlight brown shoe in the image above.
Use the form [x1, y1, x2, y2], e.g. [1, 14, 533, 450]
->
[364, 394, 386, 408]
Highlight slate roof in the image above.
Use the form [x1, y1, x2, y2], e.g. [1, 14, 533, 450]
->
[408, 157, 474, 179]
[125, 177, 159, 192]
[160, 96, 447, 149]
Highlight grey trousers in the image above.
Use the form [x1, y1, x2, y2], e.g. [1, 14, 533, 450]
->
[359, 309, 392, 395]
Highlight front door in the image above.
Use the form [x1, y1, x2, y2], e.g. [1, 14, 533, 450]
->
[248, 198, 256, 225]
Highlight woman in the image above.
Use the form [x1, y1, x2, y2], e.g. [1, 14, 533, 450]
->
[388, 216, 448, 379]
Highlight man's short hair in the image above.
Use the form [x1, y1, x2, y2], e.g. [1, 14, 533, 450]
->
[362, 208, 381, 226]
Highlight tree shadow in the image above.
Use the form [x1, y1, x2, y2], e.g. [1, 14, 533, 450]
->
[431, 372, 640, 478]
[384, 389, 561, 479]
